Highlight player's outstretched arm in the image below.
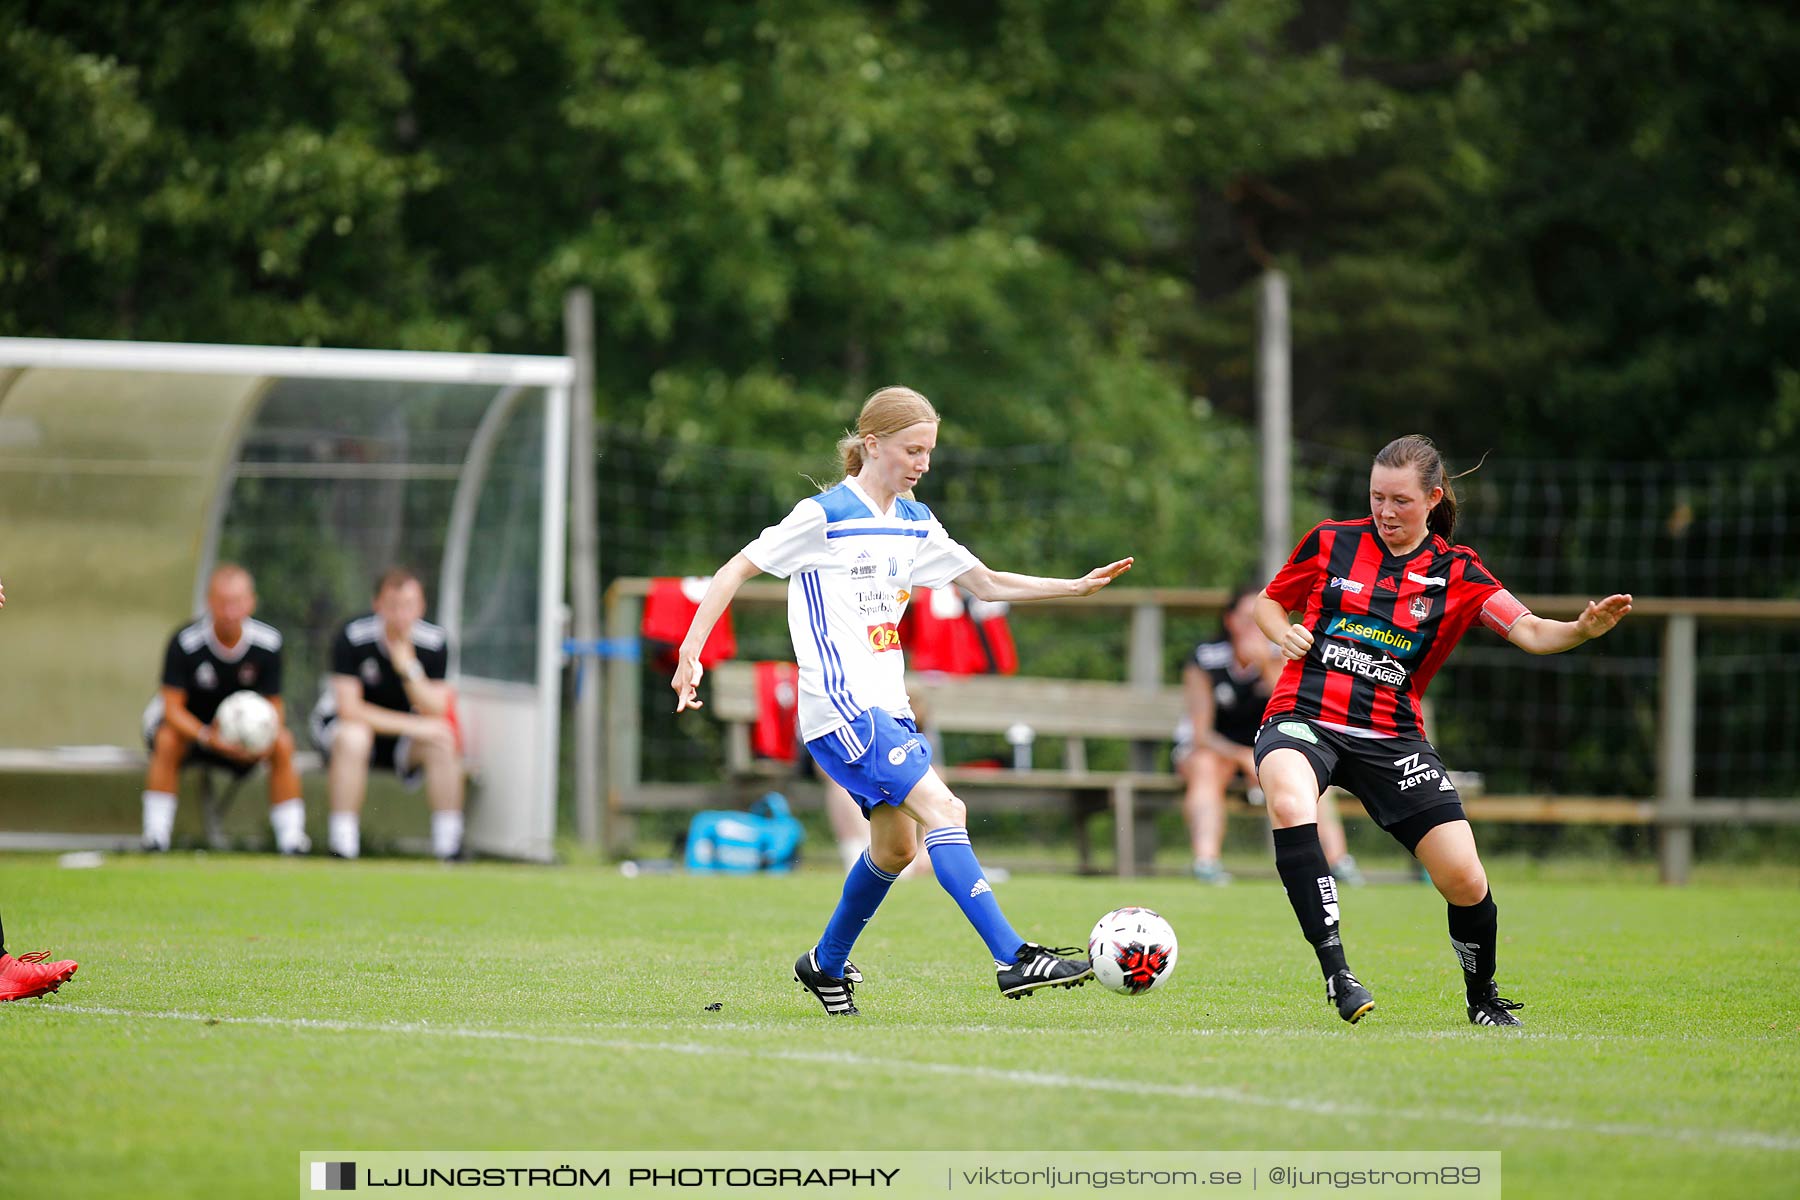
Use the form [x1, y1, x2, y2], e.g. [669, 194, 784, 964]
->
[955, 557, 1133, 603]
[1504, 593, 1634, 655]
[672, 554, 763, 712]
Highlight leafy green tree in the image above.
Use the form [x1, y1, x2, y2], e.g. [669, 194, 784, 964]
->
[5, 0, 1796, 473]
[1233, 0, 1800, 460]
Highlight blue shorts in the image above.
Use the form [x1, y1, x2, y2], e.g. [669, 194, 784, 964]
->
[805, 708, 934, 817]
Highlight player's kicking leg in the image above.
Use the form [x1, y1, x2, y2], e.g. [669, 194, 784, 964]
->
[900, 771, 1092, 998]
[793, 710, 1088, 1016]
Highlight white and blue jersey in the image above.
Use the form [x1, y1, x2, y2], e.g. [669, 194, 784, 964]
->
[742, 478, 979, 745]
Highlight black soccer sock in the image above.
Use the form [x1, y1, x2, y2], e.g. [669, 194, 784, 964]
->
[1447, 890, 1499, 994]
[1273, 824, 1347, 980]
[0, 905, 7, 955]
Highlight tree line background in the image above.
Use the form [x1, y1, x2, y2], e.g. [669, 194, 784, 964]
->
[6, 0, 1798, 500]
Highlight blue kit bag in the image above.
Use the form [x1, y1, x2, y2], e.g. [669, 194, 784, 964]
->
[684, 792, 806, 873]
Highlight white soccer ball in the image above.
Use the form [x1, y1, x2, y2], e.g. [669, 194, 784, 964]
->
[214, 690, 280, 754]
[1088, 906, 1179, 996]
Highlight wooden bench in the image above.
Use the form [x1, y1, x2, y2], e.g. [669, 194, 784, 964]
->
[708, 661, 1225, 875]
[701, 663, 1543, 875]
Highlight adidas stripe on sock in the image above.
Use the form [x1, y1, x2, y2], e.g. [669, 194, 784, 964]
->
[923, 826, 1024, 964]
[1448, 890, 1499, 993]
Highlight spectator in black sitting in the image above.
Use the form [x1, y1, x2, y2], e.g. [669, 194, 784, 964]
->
[310, 568, 464, 860]
[140, 563, 308, 854]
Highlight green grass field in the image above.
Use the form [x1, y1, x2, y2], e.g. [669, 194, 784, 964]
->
[2, 852, 1796, 1199]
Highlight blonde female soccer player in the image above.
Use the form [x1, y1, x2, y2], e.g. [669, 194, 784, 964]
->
[672, 387, 1132, 1015]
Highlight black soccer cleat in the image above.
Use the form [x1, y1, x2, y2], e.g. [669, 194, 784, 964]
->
[794, 948, 859, 1016]
[997, 943, 1094, 998]
[1326, 969, 1375, 1023]
[1467, 981, 1524, 1027]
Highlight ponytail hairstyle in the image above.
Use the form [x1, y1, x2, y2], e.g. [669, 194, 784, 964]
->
[1372, 434, 1482, 542]
[837, 386, 939, 478]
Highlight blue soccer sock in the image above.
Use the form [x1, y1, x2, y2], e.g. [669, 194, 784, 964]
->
[923, 826, 1025, 965]
[815, 850, 899, 977]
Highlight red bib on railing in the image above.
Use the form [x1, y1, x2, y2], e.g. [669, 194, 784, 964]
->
[750, 661, 800, 762]
[642, 576, 737, 672]
[901, 587, 1015, 675]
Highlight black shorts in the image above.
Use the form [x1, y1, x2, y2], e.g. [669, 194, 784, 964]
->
[1253, 715, 1465, 852]
[368, 735, 420, 783]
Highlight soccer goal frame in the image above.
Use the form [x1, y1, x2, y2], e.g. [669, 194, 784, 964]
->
[0, 337, 574, 861]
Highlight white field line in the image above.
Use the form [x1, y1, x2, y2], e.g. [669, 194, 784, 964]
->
[32, 1003, 1800, 1153]
[35, 1004, 1775, 1047]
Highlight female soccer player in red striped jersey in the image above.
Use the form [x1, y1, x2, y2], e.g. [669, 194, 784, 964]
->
[1252, 435, 1632, 1026]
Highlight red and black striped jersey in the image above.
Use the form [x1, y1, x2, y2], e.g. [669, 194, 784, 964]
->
[1262, 518, 1528, 738]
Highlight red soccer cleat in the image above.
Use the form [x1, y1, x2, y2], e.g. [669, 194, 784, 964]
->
[0, 950, 79, 1002]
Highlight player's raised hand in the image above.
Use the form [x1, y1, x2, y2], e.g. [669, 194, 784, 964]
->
[1072, 558, 1134, 596]
[0, 574, 7, 607]
[672, 655, 706, 713]
[1576, 594, 1633, 641]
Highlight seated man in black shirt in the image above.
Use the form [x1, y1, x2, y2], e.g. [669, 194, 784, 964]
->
[140, 563, 308, 853]
[310, 568, 463, 860]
